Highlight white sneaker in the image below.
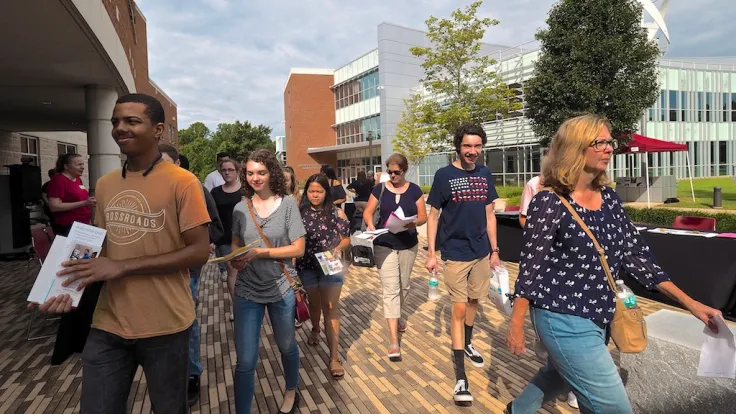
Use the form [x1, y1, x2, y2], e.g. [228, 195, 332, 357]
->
[567, 392, 578, 409]
[453, 379, 473, 404]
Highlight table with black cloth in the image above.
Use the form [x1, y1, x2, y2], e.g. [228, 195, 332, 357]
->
[496, 212, 736, 320]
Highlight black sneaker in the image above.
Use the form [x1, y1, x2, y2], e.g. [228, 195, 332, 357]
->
[464, 344, 485, 368]
[505, 401, 513, 413]
[187, 375, 200, 406]
[453, 379, 473, 404]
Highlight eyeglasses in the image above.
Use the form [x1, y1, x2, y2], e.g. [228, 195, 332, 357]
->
[387, 170, 403, 176]
[220, 168, 237, 173]
[590, 139, 617, 152]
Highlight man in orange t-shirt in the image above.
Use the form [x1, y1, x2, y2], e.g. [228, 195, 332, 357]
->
[35, 93, 211, 414]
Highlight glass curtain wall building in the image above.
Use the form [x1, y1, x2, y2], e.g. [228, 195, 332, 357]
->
[416, 47, 736, 187]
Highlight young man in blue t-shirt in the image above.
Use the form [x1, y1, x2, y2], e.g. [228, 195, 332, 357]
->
[426, 124, 500, 405]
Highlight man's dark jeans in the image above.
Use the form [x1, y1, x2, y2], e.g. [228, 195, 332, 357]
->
[81, 328, 190, 414]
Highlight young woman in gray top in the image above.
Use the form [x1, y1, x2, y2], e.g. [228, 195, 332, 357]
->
[229, 149, 306, 414]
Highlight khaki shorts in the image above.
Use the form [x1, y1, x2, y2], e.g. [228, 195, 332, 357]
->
[443, 255, 490, 303]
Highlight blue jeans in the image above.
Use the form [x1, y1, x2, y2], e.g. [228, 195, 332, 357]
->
[297, 268, 344, 289]
[188, 267, 203, 377]
[215, 244, 232, 273]
[233, 290, 299, 414]
[512, 308, 632, 414]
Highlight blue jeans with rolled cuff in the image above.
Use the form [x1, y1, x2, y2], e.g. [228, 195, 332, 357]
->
[511, 307, 632, 414]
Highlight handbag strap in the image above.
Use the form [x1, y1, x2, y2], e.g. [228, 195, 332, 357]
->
[544, 188, 618, 293]
[376, 183, 385, 214]
[245, 198, 300, 289]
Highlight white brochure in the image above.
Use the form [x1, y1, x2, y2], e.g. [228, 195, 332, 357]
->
[27, 222, 106, 308]
[697, 314, 736, 379]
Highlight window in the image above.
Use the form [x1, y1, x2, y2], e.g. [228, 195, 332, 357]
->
[659, 90, 666, 121]
[668, 90, 678, 121]
[335, 115, 381, 146]
[20, 135, 39, 166]
[57, 142, 77, 156]
[698, 92, 703, 122]
[334, 70, 379, 109]
[724, 93, 730, 122]
[681, 91, 687, 122]
[706, 92, 713, 122]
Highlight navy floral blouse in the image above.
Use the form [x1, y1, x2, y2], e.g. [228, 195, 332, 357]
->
[296, 207, 349, 272]
[514, 186, 670, 324]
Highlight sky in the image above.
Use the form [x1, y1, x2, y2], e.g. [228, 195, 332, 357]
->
[135, 0, 736, 138]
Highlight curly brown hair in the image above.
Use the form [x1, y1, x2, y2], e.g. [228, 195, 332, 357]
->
[241, 149, 287, 198]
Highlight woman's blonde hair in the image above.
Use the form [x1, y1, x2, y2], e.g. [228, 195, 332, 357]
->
[542, 114, 612, 194]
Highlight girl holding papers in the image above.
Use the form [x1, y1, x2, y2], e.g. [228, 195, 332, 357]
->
[363, 153, 427, 361]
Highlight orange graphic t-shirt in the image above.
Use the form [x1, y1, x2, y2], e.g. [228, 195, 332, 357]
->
[92, 161, 210, 339]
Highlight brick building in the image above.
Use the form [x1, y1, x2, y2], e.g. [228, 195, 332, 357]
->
[283, 69, 336, 181]
[0, 0, 177, 185]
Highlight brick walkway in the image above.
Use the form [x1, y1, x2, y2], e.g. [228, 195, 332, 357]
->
[0, 241, 678, 414]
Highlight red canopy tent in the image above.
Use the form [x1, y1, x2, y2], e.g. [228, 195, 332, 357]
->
[619, 134, 694, 207]
[622, 134, 688, 153]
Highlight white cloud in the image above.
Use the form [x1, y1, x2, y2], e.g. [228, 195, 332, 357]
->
[136, 0, 736, 137]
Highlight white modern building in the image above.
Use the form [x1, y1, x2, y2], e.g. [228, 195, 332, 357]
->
[289, 5, 736, 187]
[275, 135, 286, 164]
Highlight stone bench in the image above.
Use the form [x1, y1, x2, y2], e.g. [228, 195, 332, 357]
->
[620, 309, 736, 413]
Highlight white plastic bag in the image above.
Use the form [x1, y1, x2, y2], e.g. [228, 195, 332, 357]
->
[488, 265, 512, 315]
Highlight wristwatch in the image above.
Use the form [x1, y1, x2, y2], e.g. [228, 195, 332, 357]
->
[492, 247, 500, 254]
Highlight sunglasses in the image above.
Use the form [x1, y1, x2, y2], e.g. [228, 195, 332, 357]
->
[387, 170, 404, 176]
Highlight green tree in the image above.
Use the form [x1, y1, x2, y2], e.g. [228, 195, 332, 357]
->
[211, 121, 274, 161]
[178, 122, 211, 145]
[393, 93, 433, 179]
[525, 0, 661, 147]
[410, 0, 519, 145]
[179, 120, 274, 180]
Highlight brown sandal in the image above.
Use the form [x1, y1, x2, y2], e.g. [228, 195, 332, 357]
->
[330, 359, 344, 379]
[308, 329, 320, 346]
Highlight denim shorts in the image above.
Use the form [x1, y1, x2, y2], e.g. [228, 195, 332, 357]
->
[298, 268, 344, 289]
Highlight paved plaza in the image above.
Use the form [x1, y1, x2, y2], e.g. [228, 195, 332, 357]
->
[0, 238, 681, 413]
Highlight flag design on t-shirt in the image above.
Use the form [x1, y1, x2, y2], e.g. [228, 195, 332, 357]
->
[449, 176, 489, 203]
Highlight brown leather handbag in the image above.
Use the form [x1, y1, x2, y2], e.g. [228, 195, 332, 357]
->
[245, 199, 311, 322]
[552, 190, 648, 353]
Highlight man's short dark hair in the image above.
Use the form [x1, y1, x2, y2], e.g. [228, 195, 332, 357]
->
[217, 152, 230, 160]
[453, 124, 487, 153]
[178, 154, 190, 171]
[158, 143, 179, 162]
[116, 93, 166, 125]
[47, 169, 56, 177]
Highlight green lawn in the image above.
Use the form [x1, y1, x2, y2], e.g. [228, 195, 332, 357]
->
[661, 177, 736, 210]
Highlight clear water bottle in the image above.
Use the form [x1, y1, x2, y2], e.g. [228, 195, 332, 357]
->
[428, 271, 440, 302]
[615, 280, 638, 309]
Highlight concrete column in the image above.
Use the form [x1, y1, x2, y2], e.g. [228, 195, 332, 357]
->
[85, 86, 120, 192]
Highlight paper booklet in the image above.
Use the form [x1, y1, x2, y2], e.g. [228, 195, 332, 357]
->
[385, 207, 417, 234]
[315, 250, 344, 276]
[697, 314, 736, 379]
[27, 222, 107, 308]
[207, 239, 262, 264]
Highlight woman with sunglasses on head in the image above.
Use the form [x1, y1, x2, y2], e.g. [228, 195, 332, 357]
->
[505, 114, 721, 414]
[229, 149, 306, 414]
[296, 174, 350, 378]
[363, 153, 427, 361]
[211, 159, 243, 283]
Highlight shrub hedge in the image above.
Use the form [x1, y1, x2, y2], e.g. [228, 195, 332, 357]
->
[624, 206, 736, 232]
